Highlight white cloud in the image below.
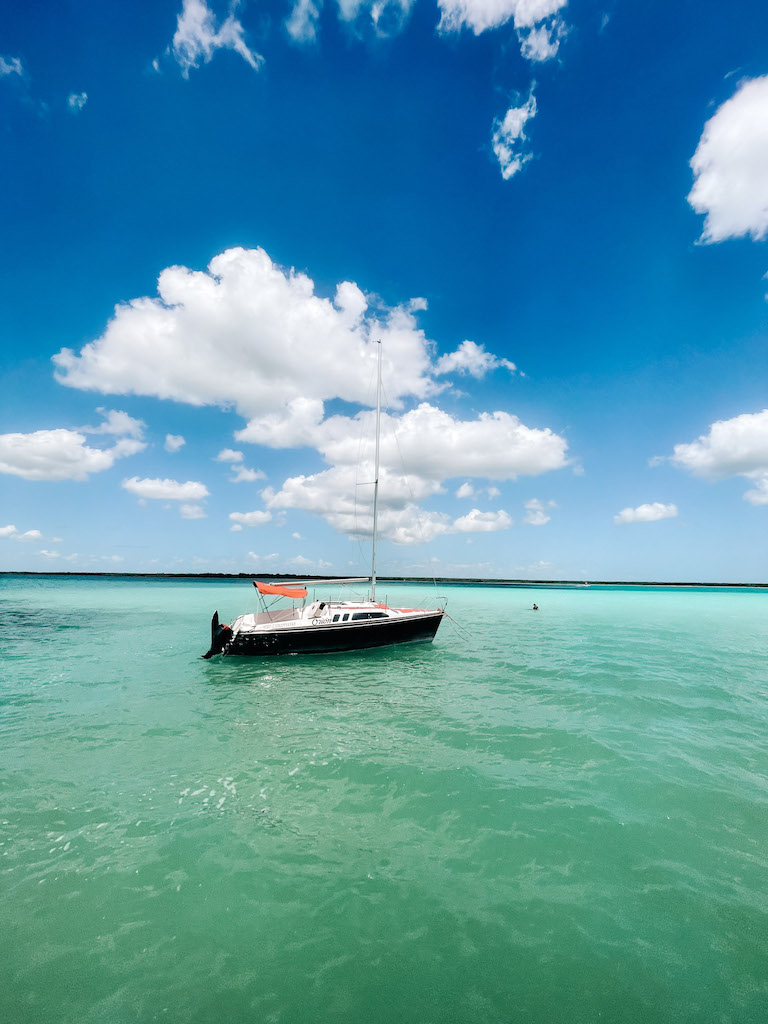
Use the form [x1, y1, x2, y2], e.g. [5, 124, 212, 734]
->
[236, 397, 327, 448]
[614, 503, 678, 525]
[689, 75, 768, 243]
[743, 474, 768, 506]
[524, 497, 555, 525]
[165, 433, 186, 452]
[453, 508, 511, 532]
[53, 245, 569, 543]
[517, 18, 564, 61]
[0, 525, 41, 541]
[84, 408, 145, 438]
[492, 91, 537, 180]
[216, 448, 243, 462]
[336, 0, 414, 37]
[437, 0, 567, 35]
[286, 0, 322, 42]
[67, 92, 87, 112]
[666, 409, 768, 506]
[180, 503, 207, 519]
[0, 427, 144, 481]
[54, 247, 437, 423]
[216, 448, 265, 482]
[229, 465, 266, 483]
[668, 409, 768, 478]
[122, 476, 209, 502]
[0, 56, 23, 77]
[435, 340, 516, 378]
[319, 403, 568, 481]
[229, 509, 272, 529]
[292, 531, 304, 539]
[456, 482, 475, 498]
[169, 0, 263, 77]
[263, 402, 567, 543]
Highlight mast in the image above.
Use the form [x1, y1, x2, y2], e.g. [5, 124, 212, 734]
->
[371, 339, 382, 601]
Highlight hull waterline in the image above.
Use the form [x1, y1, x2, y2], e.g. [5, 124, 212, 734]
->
[215, 610, 443, 657]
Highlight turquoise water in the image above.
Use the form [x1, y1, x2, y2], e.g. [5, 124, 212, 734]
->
[2, 575, 767, 1024]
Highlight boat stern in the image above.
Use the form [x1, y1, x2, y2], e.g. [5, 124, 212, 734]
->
[202, 611, 233, 659]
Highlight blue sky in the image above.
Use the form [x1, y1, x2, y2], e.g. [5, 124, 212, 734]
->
[1, 0, 767, 582]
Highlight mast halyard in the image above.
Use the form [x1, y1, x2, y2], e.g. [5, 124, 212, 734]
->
[371, 340, 382, 602]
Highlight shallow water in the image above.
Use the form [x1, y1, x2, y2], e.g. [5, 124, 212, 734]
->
[2, 576, 767, 1023]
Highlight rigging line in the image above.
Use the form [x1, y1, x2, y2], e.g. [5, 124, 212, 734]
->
[352, 354, 379, 571]
[381, 379, 441, 595]
[443, 611, 473, 644]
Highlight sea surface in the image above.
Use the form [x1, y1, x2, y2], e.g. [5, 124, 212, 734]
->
[1, 575, 767, 1024]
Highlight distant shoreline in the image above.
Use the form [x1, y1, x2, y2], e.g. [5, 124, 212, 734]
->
[1, 572, 766, 588]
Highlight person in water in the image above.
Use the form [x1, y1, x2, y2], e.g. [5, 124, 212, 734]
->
[533, 603, 538, 611]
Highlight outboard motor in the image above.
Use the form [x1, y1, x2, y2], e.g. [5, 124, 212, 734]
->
[202, 611, 233, 659]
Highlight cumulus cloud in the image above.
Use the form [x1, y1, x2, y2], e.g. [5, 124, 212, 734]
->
[264, 401, 562, 543]
[236, 397, 327, 448]
[165, 433, 186, 452]
[83, 408, 145, 438]
[169, 0, 263, 77]
[689, 75, 768, 243]
[743, 475, 768, 506]
[0, 423, 145, 482]
[666, 409, 768, 506]
[453, 508, 511, 532]
[1, 525, 43, 541]
[614, 502, 678, 525]
[668, 409, 768, 478]
[492, 91, 537, 180]
[216, 448, 243, 462]
[456, 482, 475, 498]
[437, 0, 567, 35]
[318, 403, 568, 481]
[262, 400, 566, 543]
[229, 465, 266, 483]
[122, 476, 209, 502]
[67, 92, 87, 112]
[215, 448, 265, 482]
[229, 509, 272, 529]
[54, 245, 569, 544]
[53, 247, 436, 422]
[435, 340, 516, 378]
[524, 497, 555, 525]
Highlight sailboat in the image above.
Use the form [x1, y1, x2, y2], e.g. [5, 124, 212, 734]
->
[202, 342, 444, 658]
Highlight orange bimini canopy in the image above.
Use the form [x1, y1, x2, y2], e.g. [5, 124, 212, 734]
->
[253, 580, 308, 599]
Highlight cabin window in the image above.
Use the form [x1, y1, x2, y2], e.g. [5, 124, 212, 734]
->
[342, 614, 350, 621]
[351, 611, 388, 621]
[332, 614, 340, 622]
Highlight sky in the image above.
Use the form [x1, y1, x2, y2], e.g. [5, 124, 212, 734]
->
[1, 0, 767, 582]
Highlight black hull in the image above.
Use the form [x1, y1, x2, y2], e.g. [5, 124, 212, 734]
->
[221, 611, 443, 657]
